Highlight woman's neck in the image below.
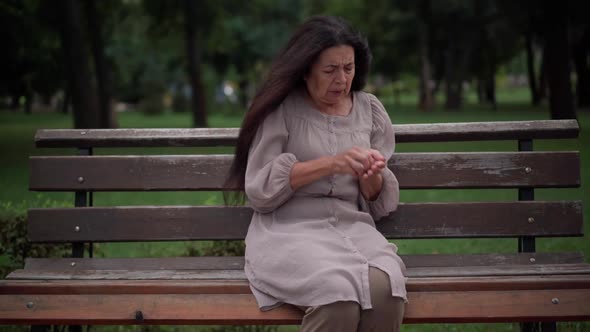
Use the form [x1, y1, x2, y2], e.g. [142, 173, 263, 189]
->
[303, 89, 353, 116]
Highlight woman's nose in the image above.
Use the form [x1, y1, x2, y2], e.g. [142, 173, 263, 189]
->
[335, 69, 346, 84]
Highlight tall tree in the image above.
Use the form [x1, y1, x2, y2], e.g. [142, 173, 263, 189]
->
[184, 0, 208, 127]
[444, 36, 470, 110]
[525, 28, 540, 106]
[441, 5, 473, 111]
[497, 0, 543, 107]
[58, 0, 100, 128]
[417, 0, 434, 111]
[571, 25, 590, 108]
[0, 0, 64, 114]
[472, 0, 495, 110]
[542, 0, 575, 119]
[538, 47, 548, 102]
[84, 0, 117, 128]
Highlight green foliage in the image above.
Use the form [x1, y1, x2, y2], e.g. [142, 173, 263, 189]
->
[185, 240, 246, 257]
[0, 0, 64, 101]
[210, 326, 278, 332]
[106, 0, 185, 104]
[0, 199, 70, 278]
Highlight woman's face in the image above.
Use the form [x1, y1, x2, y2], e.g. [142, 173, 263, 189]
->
[305, 45, 355, 106]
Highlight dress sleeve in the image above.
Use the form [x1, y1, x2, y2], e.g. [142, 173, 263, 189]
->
[245, 106, 298, 214]
[364, 94, 400, 220]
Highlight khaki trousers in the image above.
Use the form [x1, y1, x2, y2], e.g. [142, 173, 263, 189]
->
[298, 267, 405, 332]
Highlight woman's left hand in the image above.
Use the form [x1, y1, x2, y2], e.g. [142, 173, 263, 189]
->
[361, 149, 386, 179]
[359, 149, 386, 201]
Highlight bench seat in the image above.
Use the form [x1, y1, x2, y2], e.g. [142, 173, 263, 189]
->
[2, 258, 590, 325]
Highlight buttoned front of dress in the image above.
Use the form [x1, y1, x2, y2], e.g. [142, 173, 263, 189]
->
[243, 89, 406, 312]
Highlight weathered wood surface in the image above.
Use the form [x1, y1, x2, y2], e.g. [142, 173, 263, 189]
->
[1, 289, 589, 324]
[29, 152, 580, 190]
[3, 275, 590, 294]
[7, 264, 590, 280]
[34, 120, 580, 148]
[23, 252, 584, 271]
[11, 119, 587, 326]
[27, 201, 583, 242]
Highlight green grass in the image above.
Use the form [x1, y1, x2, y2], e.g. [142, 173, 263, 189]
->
[1, 87, 589, 331]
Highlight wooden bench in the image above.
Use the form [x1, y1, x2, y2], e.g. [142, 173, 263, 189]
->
[1, 119, 589, 331]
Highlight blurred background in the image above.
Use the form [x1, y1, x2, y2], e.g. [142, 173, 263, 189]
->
[1, 0, 589, 126]
[1, 1, 589, 331]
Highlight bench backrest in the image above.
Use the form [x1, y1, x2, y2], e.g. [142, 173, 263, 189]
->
[27, 120, 582, 253]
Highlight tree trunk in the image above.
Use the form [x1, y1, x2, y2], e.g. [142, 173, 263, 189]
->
[418, 0, 434, 111]
[476, 72, 496, 110]
[24, 89, 33, 114]
[485, 72, 497, 110]
[10, 94, 19, 110]
[62, 89, 70, 114]
[444, 38, 467, 110]
[238, 78, 249, 109]
[542, 0, 576, 119]
[58, 0, 100, 128]
[573, 27, 590, 108]
[539, 47, 547, 101]
[525, 29, 540, 106]
[477, 79, 485, 104]
[444, 82, 462, 110]
[84, 0, 117, 128]
[184, 0, 208, 128]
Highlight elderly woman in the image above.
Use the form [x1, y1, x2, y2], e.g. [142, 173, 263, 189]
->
[225, 16, 406, 332]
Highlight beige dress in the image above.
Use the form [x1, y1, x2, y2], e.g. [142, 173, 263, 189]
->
[244, 89, 407, 311]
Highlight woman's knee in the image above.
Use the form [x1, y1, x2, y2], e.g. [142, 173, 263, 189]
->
[368, 267, 394, 307]
[323, 300, 360, 319]
[300, 301, 361, 332]
[358, 267, 405, 331]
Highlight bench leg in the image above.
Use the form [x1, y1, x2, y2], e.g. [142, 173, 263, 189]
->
[521, 322, 539, 332]
[31, 326, 85, 332]
[541, 322, 557, 332]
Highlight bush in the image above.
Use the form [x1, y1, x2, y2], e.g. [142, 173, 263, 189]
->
[0, 199, 70, 278]
[185, 240, 246, 257]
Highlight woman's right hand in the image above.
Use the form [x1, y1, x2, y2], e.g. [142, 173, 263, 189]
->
[332, 147, 385, 177]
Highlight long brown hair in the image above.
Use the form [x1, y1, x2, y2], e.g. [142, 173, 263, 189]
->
[224, 16, 372, 204]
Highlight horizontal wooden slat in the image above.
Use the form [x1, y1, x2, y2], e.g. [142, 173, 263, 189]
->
[29, 155, 231, 191]
[22, 252, 585, 271]
[394, 119, 580, 143]
[34, 120, 580, 148]
[1, 290, 589, 324]
[7, 264, 590, 280]
[377, 201, 583, 239]
[392, 151, 580, 189]
[3, 275, 590, 294]
[405, 289, 590, 323]
[27, 201, 583, 242]
[29, 152, 580, 190]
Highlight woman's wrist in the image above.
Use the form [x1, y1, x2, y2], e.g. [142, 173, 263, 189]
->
[290, 156, 338, 190]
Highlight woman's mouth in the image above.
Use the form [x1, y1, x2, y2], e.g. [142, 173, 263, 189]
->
[328, 90, 344, 95]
